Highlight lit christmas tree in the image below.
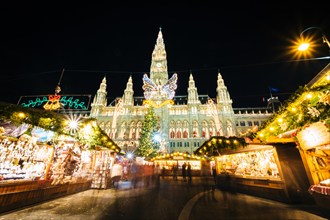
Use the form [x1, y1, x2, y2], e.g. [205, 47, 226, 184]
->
[135, 107, 160, 158]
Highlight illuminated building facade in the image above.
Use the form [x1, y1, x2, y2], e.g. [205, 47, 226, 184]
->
[90, 29, 272, 154]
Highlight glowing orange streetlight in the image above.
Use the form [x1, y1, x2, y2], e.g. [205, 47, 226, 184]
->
[297, 26, 330, 53]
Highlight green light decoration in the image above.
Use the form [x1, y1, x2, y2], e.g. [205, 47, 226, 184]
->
[21, 96, 87, 110]
[21, 97, 48, 108]
[60, 96, 87, 109]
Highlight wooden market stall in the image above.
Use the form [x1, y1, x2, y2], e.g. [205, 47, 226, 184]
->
[0, 102, 122, 213]
[0, 135, 93, 213]
[295, 121, 330, 210]
[210, 142, 314, 203]
[248, 63, 330, 207]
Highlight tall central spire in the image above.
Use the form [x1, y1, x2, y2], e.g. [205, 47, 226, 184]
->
[143, 28, 178, 103]
[150, 27, 169, 86]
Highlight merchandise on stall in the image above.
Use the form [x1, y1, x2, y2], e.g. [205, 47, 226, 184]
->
[90, 149, 114, 189]
[50, 142, 83, 185]
[296, 122, 330, 208]
[0, 136, 53, 181]
[216, 146, 281, 180]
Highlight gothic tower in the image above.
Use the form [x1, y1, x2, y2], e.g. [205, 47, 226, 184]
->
[90, 77, 107, 116]
[216, 72, 236, 136]
[150, 27, 169, 86]
[122, 76, 134, 107]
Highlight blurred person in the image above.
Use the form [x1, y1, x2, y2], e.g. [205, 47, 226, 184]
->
[161, 166, 166, 179]
[182, 162, 187, 182]
[130, 161, 141, 188]
[187, 162, 192, 183]
[212, 165, 217, 185]
[154, 163, 161, 186]
[172, 163, 178, 181]
[111, 159, 123, 189]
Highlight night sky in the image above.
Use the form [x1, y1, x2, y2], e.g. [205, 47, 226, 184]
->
[0, 3, 329, 108]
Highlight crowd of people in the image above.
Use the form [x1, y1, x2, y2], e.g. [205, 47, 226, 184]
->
[172, 162, 192, 183]
[110, 160, 158, 189]
[109, 160, 199, 189]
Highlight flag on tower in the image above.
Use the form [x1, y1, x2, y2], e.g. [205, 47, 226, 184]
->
[269, 87, 279, 92]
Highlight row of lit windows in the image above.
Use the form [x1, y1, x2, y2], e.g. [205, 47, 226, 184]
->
[236, 121, 263, 127]
[169, 142, 200, 147]
[169, 130, 220, 139]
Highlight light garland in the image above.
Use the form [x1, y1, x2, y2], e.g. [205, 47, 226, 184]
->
[0, 103, 121, 152]
[143, 99, 174, 108]
[150, 151, 201, 161]
[253, 84, 329, 143]
[20, 95, 88, 110]
[194, 136, 247, 157]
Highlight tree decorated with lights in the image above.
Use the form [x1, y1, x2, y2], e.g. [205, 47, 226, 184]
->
[136, 106, 160, 158]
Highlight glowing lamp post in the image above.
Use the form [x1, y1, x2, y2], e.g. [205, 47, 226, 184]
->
[153, 132, 168, 153]
[297, 26, 330, 53]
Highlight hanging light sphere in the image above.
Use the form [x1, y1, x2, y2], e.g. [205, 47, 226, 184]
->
[55, 85, 61, 94]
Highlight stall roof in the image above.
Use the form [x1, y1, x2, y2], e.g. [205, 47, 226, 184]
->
[0, 102, 121, 152]
[194, 136, 247, 157]
[253, 63, 330, 144]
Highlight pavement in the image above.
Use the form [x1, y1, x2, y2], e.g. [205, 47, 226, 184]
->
[0, 176, 329, 220]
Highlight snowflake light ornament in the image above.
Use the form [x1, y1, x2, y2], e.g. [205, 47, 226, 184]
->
[307, 106, 320, 118]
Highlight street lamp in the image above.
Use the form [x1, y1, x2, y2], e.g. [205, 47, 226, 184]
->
[297, 27, 330, 54]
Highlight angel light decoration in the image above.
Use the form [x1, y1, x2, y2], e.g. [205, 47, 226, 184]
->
[142, 73, 178, 101]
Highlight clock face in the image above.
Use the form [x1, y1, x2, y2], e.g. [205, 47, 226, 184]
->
[156, 62, 162, 67]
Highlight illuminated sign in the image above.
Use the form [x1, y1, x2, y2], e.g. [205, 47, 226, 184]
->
[18, 95, 91, 110]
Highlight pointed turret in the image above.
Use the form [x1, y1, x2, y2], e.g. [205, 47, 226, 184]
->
[216, 71, 236, 136]
[90, 77, 107, 116]
[92, 77, 107, 106]
[187, 73, 200, 105]
[150, 27, 169, 86]
[216, 72, 232, 105]
[123, 76, 134, 106]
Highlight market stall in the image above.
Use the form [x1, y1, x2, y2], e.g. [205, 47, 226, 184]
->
[0, 134, 94, 213]
[0, 114, 121, 213]
[296, 121, 330, 210]
[213, 144, 290, 202]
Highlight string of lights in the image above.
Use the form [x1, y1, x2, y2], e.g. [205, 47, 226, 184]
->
[2, 55, 329, 83]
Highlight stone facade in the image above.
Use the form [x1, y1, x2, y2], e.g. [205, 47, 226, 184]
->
[90, 29, 272, 154]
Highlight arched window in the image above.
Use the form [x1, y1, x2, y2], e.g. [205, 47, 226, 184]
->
[177, 131, 182, 139]
[202, 121, 209, 138]
[120, 121, 127, 139]
[129, 121, 136, 139]
[136, 121, 142, 139]
[193, 120, 199, 138]
[183, 130, 188, 138]
[226, 120, 234, 136]
[170, 131, 175, 139]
